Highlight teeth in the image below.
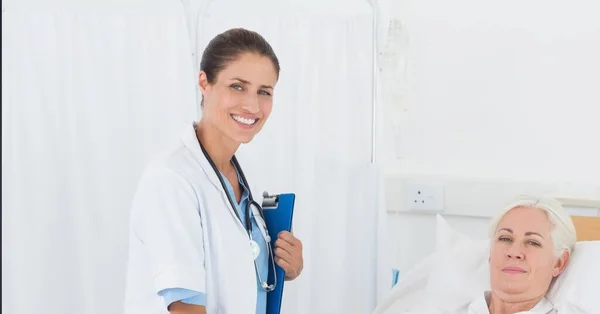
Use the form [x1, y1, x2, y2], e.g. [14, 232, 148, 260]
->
[232, 115, 256, 125]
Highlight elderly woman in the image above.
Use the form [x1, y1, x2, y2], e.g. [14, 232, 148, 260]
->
[468, 196, 578, 314]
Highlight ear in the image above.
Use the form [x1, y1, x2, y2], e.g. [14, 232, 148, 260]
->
[552, 249, 570, 277]
[198, 71, 210, 94]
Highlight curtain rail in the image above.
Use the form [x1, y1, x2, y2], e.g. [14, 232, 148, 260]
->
[370, 0, 378, 164]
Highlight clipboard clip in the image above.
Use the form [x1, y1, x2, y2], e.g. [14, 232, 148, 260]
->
[262, 191, 279, 209]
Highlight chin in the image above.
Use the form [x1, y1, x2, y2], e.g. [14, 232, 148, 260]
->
[495, 282, 529, 297]
[235, 135, 256, 144]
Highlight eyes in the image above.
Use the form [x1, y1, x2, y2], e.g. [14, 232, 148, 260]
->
[230, 83, 272, 96]
[498, 236, 542, 247]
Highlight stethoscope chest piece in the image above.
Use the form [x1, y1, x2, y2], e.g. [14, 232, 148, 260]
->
[249, 240, 260, 260]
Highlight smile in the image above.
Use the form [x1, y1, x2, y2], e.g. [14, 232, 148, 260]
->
[231, 114, 258, 126]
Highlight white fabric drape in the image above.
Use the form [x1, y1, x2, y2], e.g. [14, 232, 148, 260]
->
[192, 1, 391, 313]
[2, 1, 197, 313]
[2, 0, 392, 313]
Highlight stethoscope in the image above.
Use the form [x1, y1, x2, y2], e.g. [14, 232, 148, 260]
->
[198, 139, 277, 292]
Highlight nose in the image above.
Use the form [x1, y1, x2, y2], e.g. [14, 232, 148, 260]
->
[506, 247, 524, 260]
[242, 94, 260, 114]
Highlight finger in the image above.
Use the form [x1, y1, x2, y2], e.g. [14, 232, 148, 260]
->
[274, 238, 294, 255]
[277, 232, 302, 248]
[274, 246, 293, 263]
[278, 231, 293, 242]
[275, 256, 293, 273]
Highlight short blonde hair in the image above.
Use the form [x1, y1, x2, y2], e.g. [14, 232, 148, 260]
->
[488, 195, 577, 256]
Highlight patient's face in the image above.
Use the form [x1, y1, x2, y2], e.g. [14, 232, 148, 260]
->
[489, 206, 568, 302]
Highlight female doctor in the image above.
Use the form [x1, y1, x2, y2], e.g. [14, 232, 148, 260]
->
[124, 28, 304, 314]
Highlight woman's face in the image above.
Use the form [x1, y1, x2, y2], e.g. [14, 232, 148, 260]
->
[199, 52, 278, 145]
[489, 206, 569, 302]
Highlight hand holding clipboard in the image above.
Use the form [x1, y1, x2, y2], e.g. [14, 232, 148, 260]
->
[262, 193, 299, 314]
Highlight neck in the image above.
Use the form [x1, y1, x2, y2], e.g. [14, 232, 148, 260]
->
[488, 292, 543, 314]
[195, 119, 240, 173]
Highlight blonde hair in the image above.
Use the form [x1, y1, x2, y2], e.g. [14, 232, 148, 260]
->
[488, 195, 577, 257]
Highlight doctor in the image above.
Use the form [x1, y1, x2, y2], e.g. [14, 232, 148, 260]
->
[124, 28, 304, 314]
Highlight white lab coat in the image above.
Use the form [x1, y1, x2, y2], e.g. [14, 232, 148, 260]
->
[467, 291, 557, 314]
[124, 124, 265, 314]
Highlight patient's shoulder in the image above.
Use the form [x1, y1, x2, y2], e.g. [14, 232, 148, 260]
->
[466, 291, 490, 314]
[534, 296, 557, 314]
[466, 293, 558, 314]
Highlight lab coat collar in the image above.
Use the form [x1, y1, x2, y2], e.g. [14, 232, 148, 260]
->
[181, 122, 247, 232]
[181, 122, 223, 190]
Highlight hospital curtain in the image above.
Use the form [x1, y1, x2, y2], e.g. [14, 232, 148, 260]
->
[2, 1, 197, 313]
[2, 0, 392, 313]
[193, 1, 392, 313]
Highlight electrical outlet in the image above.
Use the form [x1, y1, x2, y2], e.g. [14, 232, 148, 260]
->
[404, 183, 445, 212]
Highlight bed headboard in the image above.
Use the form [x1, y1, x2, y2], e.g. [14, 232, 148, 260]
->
[555, 197, 600, 241]
[571, 216, 600, 241]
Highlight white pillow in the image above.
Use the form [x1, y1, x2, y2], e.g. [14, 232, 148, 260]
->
[427, 215, 600, 312]
[547, 240, 600, 312]
[423, 215, 490, 311]
[371, 253, 436, 314]
[372, 215, 488, 314]
[372, 215, 599, 314]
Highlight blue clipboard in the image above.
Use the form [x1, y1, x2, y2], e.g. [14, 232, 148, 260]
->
[262, 193, 296, 314]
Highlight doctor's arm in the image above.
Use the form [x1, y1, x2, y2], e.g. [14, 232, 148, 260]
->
[131, 168, 209, 314]
[168, 302, 207, 314]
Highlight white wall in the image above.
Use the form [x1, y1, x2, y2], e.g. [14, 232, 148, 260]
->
[376, 0, 600, 276]
[385, 176, 600, 272]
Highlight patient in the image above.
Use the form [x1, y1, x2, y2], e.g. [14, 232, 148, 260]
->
[468, 196, 577, 314]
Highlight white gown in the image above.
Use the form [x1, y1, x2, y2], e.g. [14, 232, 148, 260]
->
[467, 291, 557, 314]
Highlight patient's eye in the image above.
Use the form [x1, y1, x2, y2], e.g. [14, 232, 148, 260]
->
[527, 240, 541, 247]
[498, 236, 512, 242]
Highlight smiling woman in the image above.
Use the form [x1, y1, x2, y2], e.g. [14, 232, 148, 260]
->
[467, 196, 577, 314]
[198, 51, 277, 147]
[197, 28, 280, 149]
[124, 28, 304, 314]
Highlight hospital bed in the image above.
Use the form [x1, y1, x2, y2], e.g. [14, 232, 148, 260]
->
[373, 215, 600, 313]
[571, 215, 600, 241]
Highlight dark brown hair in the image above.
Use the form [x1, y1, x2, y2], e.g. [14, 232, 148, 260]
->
[200, 28, 280, 84]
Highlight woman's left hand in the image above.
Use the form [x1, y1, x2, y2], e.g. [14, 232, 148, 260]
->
[274, 231, 303, 281]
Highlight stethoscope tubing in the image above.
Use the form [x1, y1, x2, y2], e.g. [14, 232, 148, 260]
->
[197, 137, 276, 292]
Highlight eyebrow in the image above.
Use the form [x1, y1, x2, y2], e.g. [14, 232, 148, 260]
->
[525, 232, 544, 239]
[232, 77, 273, 89]
[498, 228, 544, 239]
